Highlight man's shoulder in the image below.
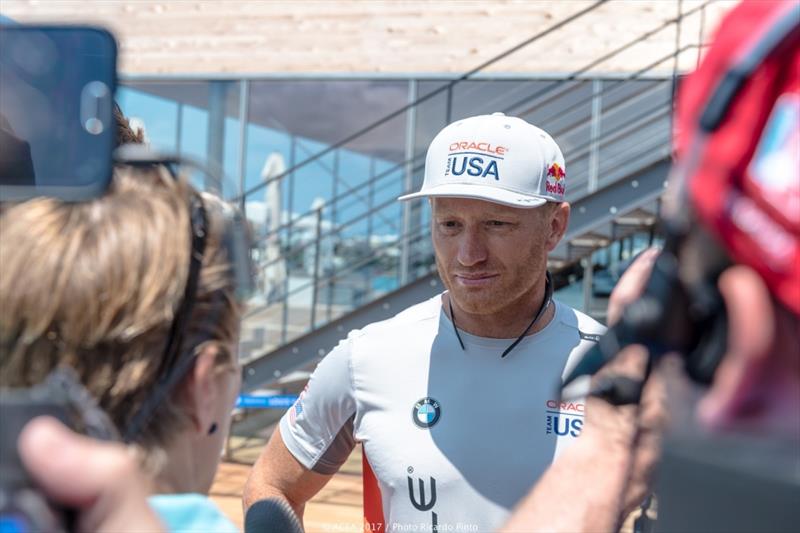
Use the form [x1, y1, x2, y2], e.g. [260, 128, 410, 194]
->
[553, 300, 607, 340]
[348, 293, 442, 342]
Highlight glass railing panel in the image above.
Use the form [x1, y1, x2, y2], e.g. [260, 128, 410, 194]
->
[335, 153, 388, 240]
[414, 81, 451, 162]
[511, 80, 592, 126]
[118, 81, 242, 198]
[451, 80, 540, 118]
[289, 138, 337, 217]
[119, 74, 677, 359]
[596, 120, 671, 189]
[599, 80, 671, 136]
[243, 124, 293, 198]
[553, 231, 664, 322]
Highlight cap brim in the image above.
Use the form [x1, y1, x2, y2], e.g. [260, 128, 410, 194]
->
[398, 183, 548, 208]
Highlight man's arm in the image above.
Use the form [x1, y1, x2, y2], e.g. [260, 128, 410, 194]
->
[243, 336, 359, 522]
[243, 425, 333, 520]
[243, 426, 334, 521]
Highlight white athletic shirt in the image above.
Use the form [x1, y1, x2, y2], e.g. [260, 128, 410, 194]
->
[280, 294, 605, 532]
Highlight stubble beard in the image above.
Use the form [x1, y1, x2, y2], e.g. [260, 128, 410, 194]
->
[435, 252, 546, 318]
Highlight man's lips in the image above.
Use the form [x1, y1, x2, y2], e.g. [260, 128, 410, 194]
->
[453, 273, 499, 286]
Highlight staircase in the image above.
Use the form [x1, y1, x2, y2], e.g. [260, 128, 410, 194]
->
[236, 0, 715, 393]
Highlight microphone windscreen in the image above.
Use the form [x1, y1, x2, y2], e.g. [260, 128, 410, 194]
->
[244, 498, 304, 533]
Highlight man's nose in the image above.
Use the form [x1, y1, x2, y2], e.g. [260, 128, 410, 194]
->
[457, 229, 488, 267]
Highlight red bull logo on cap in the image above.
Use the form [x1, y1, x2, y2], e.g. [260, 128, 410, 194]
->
[547, 163, 565, 181]
[545, 163, 566, 196]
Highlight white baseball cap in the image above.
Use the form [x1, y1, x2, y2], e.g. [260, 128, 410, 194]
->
[398, 112, 566, 208]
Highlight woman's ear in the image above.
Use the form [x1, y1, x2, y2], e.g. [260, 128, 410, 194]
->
[178, 345, 222, 436]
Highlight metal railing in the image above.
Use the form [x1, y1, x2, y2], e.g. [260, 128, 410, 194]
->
[237, 0, 714, 362]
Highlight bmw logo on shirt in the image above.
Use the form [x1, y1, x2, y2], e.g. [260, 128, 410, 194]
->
[412, 397, 441, 428]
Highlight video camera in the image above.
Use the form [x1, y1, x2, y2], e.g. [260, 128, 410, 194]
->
[0, 25, 253, 532]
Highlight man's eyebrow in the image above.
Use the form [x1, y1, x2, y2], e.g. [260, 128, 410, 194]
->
[484, 210, 520, 219]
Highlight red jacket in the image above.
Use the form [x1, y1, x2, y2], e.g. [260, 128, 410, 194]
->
[675, 0, 800, 315]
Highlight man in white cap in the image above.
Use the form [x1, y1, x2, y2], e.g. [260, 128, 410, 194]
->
[244, 113, 605, 532]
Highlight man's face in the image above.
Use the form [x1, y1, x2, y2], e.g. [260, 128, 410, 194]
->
[431, 197, 565, 316]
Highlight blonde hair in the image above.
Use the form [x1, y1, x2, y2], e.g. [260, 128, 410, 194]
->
[0, 166, 240, 451]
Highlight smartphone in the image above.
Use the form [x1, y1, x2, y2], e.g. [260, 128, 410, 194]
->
[0, 26, 117, 201]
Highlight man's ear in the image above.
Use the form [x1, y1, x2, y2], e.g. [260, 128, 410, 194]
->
[546, 202, 570, 252]
[178, 345, 221, 435]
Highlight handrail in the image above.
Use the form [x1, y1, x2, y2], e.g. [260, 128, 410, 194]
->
[248, 41, 697, 252]
[247, 151, 424, 249]
[501, 0, 709, 116]
[246, 222, 433, 320]
[245, 2, 710, 243]
[252, 156, 427, 273]
[241, 0, 711, 352]
[253, 99, 672, 295]
[247, 97, 673, 319]
[284, 137, 396, 229]
[521, 44, 697, 131]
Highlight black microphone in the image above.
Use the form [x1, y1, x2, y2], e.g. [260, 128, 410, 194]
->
[244, 498, 304, 533]
[563, 248, 728, 389]
[563, 251, 683, 387]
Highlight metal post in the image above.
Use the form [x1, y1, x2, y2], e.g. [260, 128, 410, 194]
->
[670, 0, 684, 138]
[326, 273, 334, 323]
[206, 81, 228, 194]
[610, 221, 618, 268]
[367, 156, 375, 244]
[582, 257, 594, 315]
[280, 252, 290, 345]
[588, 79, 603, 193]
[331, 150, 339, 230]
[287, 137, 296, 243]
[310, 207, 323, 330]
[237, 80, 249, 209]
[327, 151, 340, 323]
[399, 79, 418, 285]
[445, 83, 453, 123]
[175, 102, 183, 153]
[281, 137, 298, 344]
[697, 3, 706, 68]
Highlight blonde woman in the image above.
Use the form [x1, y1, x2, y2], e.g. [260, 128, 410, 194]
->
[1, 163, 244, 532]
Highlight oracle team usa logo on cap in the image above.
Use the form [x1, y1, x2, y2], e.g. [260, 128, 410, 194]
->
[412, 397, 441, 428]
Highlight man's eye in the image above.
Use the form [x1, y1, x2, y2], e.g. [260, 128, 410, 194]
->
[440, 220, 459, 228]
[487, 220, 507, 226]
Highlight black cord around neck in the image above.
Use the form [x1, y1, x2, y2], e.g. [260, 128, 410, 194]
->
[448, 271, 554, 359]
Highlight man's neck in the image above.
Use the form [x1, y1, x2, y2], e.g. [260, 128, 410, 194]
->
[444, 279, 554, 339]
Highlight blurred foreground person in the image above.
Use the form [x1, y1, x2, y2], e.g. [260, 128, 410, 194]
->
[503, 1, 799, 531]
[15, 417, 165, 532]
[1, 160, 244, 532]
